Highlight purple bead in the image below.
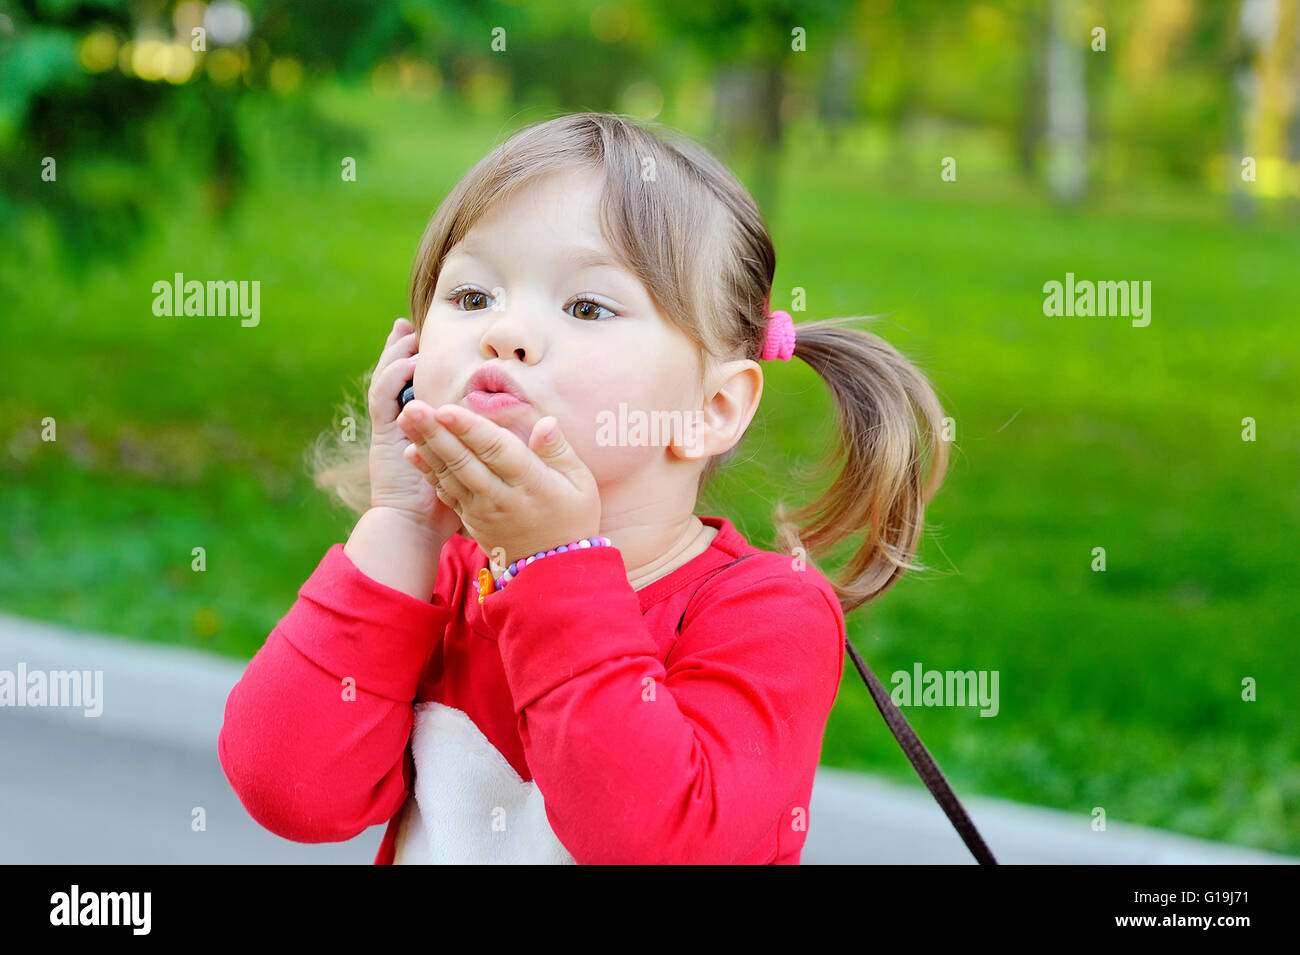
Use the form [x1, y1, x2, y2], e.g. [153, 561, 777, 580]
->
[557, 545, 568, 553]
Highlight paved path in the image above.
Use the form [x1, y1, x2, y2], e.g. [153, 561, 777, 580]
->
[1, 611, 1294, 865]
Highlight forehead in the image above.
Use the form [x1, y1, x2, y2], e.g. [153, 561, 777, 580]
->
[442, 169, 633, 275]
[475, 166, 601, 233]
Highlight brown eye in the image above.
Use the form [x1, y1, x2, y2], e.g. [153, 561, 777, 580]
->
[566, 297, 615, 321]
[447, 286, 492, 310]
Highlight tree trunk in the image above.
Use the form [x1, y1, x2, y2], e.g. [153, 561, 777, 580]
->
[1046, 0, 1088, 204]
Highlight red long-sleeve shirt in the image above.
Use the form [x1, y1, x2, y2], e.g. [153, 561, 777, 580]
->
[217, 515, 846, 864]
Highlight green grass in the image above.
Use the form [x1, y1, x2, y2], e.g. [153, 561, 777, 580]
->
[3, 84, 1297, 855]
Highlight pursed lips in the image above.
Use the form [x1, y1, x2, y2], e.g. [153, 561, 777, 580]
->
[462, 365, 531, 416]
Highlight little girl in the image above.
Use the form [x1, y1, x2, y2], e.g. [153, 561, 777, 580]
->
[218, 111, 951, 864]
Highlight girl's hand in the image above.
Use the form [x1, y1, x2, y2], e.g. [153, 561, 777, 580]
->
[396, 402, 602, 568]
[365, 318, 463, 540]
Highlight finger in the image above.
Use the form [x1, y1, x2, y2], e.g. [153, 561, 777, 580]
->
[383, 317, 410, 348]
[402, 442, 432, 474]
[397, 403, 497, 497]
[404, 435, 471, 504]
[528, 416, 590, 490]
[374, 352, 418, 397]
[431, 483, 459, 512]
[431, 404, 533, 486]
[423, 426, 499, 499]
[377, 320, 413, 367]
[395, 400, 439, 445]
[375, 330, 418, 375]
[403, 443, 467, 511]
[368, 353, 419, 420]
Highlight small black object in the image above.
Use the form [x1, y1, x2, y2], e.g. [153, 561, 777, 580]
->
[398, 378, 415, 408]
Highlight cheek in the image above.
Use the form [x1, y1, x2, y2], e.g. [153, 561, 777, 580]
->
[412, 349, 458, 404]
[559, 376, 680, 482]
[413, 318, 468, 382]
[497, 332, 691, 475]
[579, 435, 660, 485]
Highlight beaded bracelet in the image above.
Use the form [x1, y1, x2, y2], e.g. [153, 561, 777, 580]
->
[476, 536, 613, 602]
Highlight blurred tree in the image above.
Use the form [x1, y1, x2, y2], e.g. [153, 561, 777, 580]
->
[818, 29, 858, 151]
[2, 0, 1290, 263]
[0, 0, 387, 264]
[1108, 0, 1237, 185]
[1, 0, 161, 258]
[649, 0, 855, 219]
[1017, 0, 1048, 180]
[1046, 0, 1087, 203]
[1242, 0, 1300, 199]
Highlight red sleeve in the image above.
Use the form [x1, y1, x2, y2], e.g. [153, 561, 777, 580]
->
[478, 545, 845, 864]
[217, 542, 454, 843]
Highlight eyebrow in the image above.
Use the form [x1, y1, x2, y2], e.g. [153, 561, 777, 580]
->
[444, 243, 625, 274]
[560, 246, 625, 272]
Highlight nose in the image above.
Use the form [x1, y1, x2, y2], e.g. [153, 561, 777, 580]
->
[478, 291, 541, 363]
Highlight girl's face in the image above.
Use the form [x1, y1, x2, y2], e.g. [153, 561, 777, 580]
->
[414, 166, 708, 489]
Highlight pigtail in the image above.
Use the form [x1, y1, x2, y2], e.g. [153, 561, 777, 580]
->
[771, 315, 950, 616]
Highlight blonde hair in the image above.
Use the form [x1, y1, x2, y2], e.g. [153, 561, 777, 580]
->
[308, 111, 949, 615]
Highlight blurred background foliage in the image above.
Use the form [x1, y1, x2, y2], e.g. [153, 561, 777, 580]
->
[1, 0, 1298, 854]
[7, 0, 1297, 254]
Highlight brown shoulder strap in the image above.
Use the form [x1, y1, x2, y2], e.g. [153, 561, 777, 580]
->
[845, 636, 998, 864]
[679, 552, 998, 863]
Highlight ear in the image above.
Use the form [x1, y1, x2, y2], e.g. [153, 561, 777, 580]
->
[671, 359, 763, 462]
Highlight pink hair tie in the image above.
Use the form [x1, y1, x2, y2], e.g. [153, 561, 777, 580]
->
[760, 309, 796, 361]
